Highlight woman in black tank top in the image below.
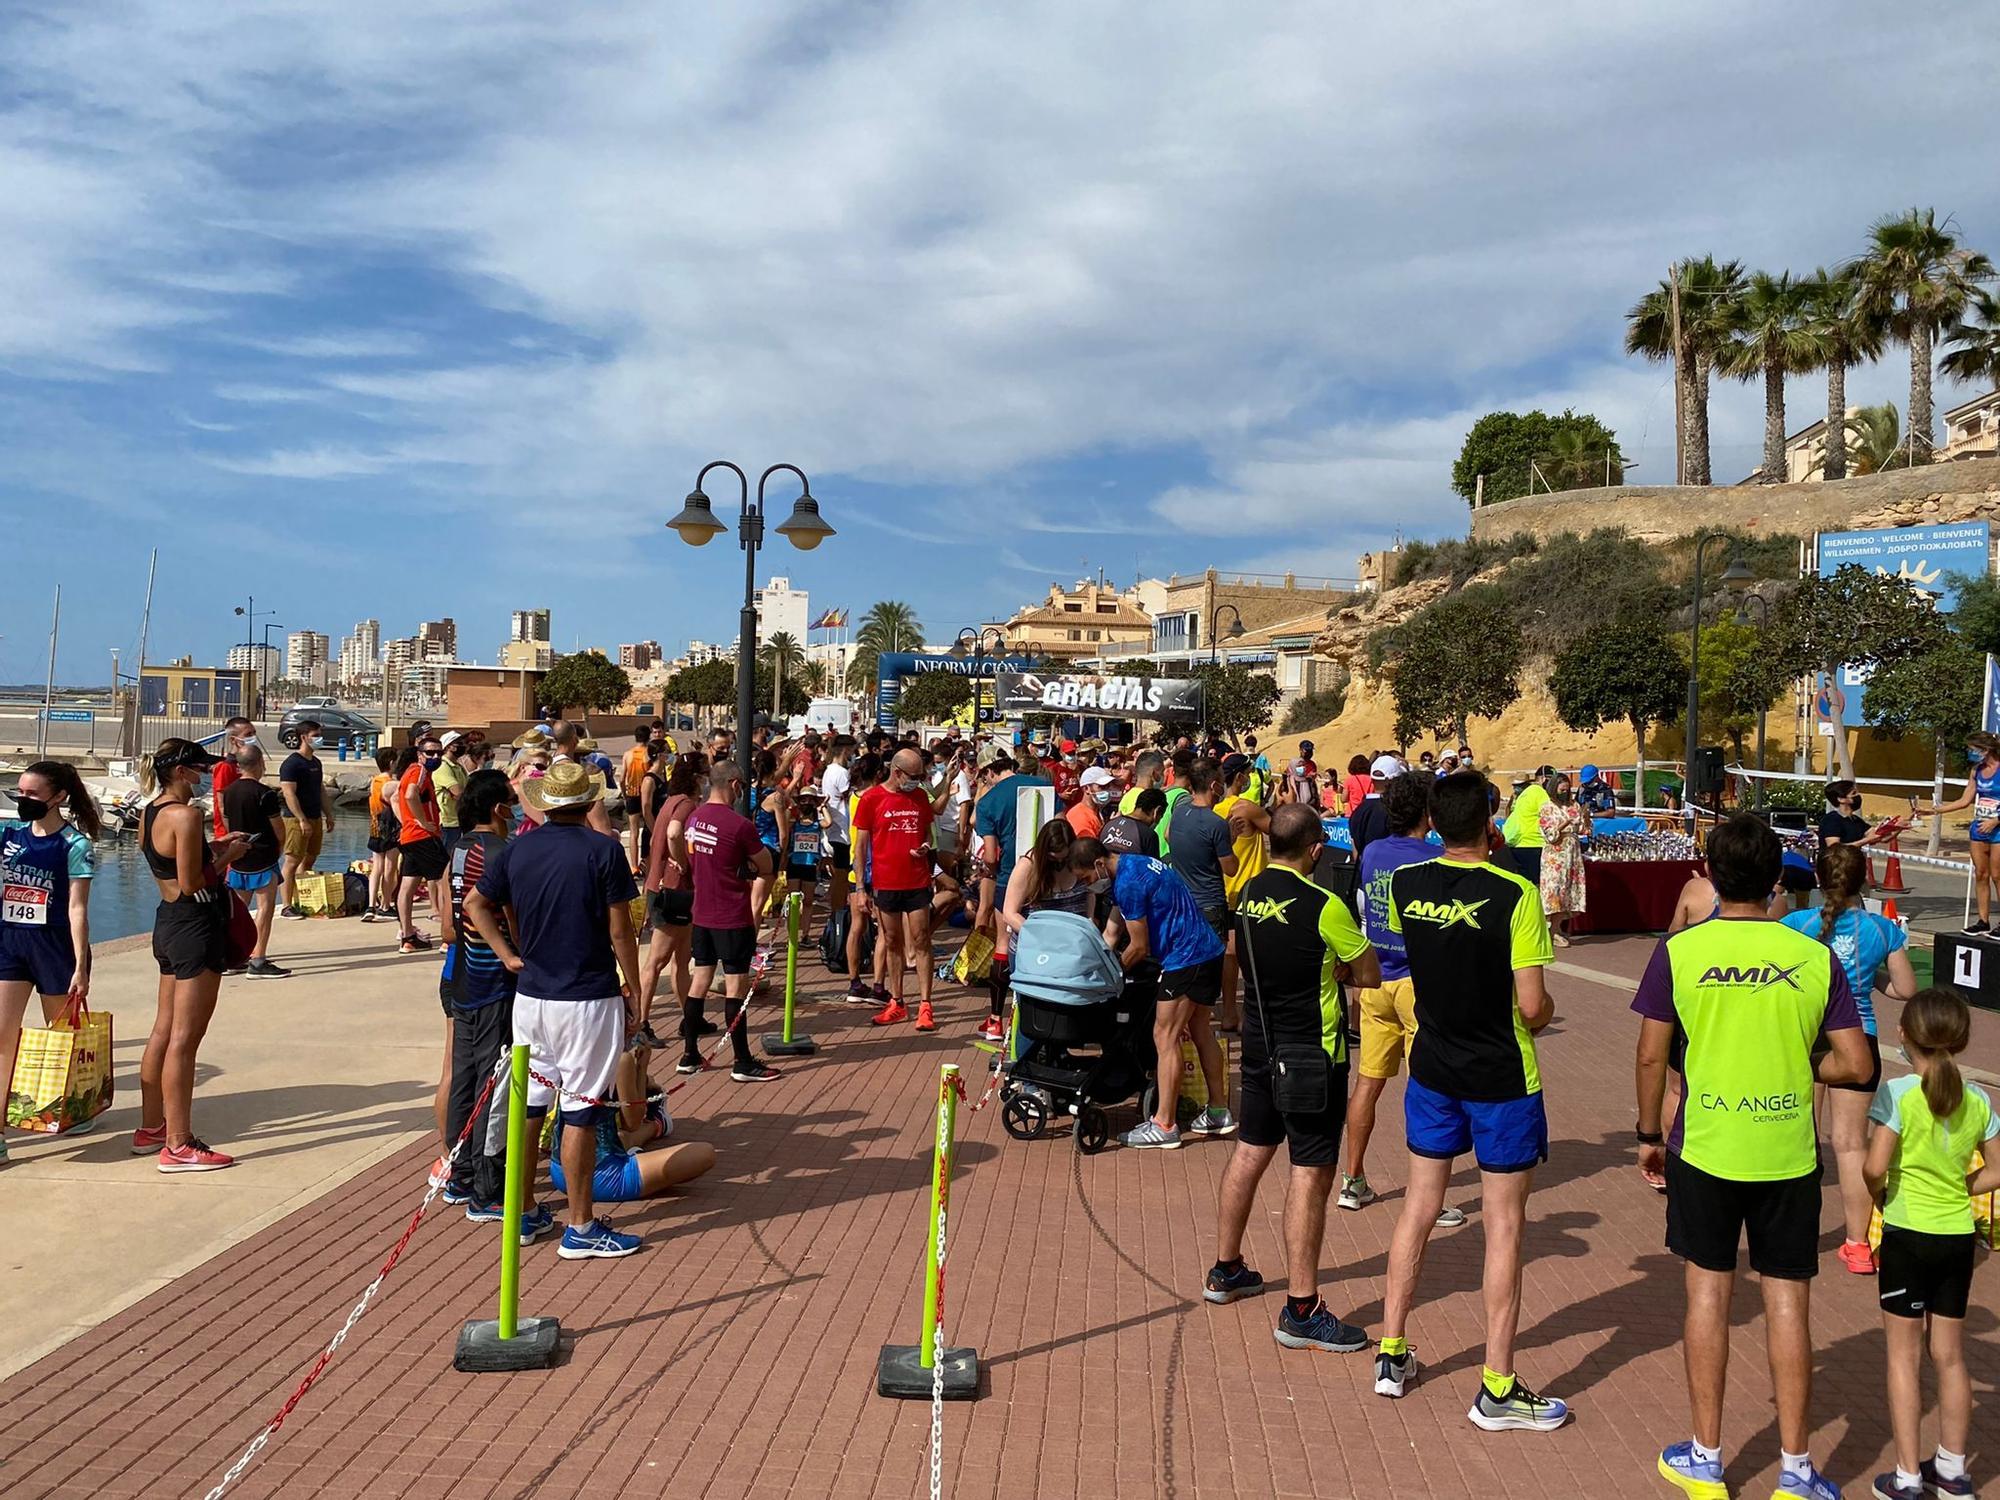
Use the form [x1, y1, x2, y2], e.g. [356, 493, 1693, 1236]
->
[136, 739, 251, 1173]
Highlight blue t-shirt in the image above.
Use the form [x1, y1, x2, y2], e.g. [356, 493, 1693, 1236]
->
[475, 821, 637, 1002]
[975, 773, 1052, 875]
[1780, 905, 1904, 1036]
[1358, 834, 1434, 983]
[1113, 855, 1225, 973]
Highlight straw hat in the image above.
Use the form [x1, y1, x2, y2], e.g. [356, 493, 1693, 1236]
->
[510, 727, 552, 750]
[520, 760, 608, 813]
[575, 735, 599, 753]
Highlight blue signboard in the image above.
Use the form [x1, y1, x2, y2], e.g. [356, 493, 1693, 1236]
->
[42, 709, 95, 723]
[1819, 521, 1991, 726]
[874, 652, 1039, 728]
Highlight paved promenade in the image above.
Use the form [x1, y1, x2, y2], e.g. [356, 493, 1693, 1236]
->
[1, 919, 1995, 1500]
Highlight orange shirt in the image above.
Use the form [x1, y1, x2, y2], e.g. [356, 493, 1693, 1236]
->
[621, 744, 651, 797]
[397, 764, 438, 844]
[1065, 799, 1104, 840]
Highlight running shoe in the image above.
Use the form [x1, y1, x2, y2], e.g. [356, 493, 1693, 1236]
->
[398, 935, 426, 955]
[1274, 1301, 1368, 1353]
[464, 1199, 505, 1224]
[557, 1219, 641, 1259]
[60, 1113, 96, 1137]
[132, 1123, 168, 1154]
[675, 1056, 705, 1076]
[246, 958, 291, 980]
[630, 1023, 670, 1051]
[279, 905, 309, 921]
[1337, 1176, 1377, 1211]
[1918, 1458, 1973, 1497]
[158, 1139, 235, 1173]
[360, 906, 387, 923]
[1963, 919, 1990, 934]
[1467, 1377, 1569, 1432]
[1871, 1475, 1923, 1500]
[520, 1205, 557, 1245]
[1838, 1239, 1876, 1275]
[1202, 1261, 1265, 1305]
[1775, 1464, 1841, 1500]
[975, 1016, 1006, 1043]
[441, 1183, 470, 1206]
[1119, 1119, 1182, 1150]
[914, 1002, 938, 1032]
[1187, 1107, 1237, 1137]
[871, 999, 909, 1026]
[1435, 1206, 1468, 1228]
[1657, 1441, 1728, 1500]
[1374, 1348, 1418, 1398]
[731, 1063, 782, 1083]
[845, 979, 876, 1004]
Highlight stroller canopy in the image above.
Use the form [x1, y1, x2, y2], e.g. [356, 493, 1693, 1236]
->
[1010, 909, 1124, 1007]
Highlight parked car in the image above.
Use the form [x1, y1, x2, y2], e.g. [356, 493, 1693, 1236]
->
[277, 704, 379, 748]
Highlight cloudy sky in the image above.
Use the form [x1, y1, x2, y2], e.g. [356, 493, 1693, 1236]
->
[3, 2, 1996, 684]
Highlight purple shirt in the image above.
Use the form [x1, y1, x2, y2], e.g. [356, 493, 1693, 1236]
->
[686, 802, 761, 930]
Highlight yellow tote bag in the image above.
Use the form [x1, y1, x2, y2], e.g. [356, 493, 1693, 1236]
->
[952, 930, 995, 984]
[7, 998, 113, 1135]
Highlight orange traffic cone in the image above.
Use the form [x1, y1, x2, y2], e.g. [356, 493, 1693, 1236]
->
[1881, 894, 1902, 925]
[1877, 835, 1910, 895]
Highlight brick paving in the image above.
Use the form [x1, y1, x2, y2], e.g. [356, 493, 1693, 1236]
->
[2, 932, 1997, 1500]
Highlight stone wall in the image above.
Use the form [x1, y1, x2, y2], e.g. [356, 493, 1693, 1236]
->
[1468, 458, 2000, 545]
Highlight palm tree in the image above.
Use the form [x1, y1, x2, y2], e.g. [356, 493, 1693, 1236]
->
[1539, 426, 1623, 489]
[1842, 402, 1906, 475]
[1850, 208, 1996, 464]
[1625, 257, 1745, 485]
[845, 600, 924, 699]
[1939, 286, 2000, 390]
[1721, 271, 1815, 484]
[759, 631, 803, 716]
[797, 658, 830, 695]
[1798, 267, 1883, 481]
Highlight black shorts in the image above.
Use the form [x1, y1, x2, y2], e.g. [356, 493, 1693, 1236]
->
[1665, 1152, 1821, 1280]
[1202, 906, 1231, 943]
[1825, 1032, 1883, 1093]
[787, 861, 819, 886]
[649, 887, 693, 928]
[400, 837, 448, 882]
[153, 896, 228, 980]
[825, 841, 852, 874]
[873, 886, 931, 915]
[1239, 1060, 1348, 1168]
[366, 833, 396, 854]
[692, 924, 756, 976]
[1876, 1224, 1977, 1319]
[1159, 955, 1224, 1007]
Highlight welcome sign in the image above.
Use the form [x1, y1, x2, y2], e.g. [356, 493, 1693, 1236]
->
[992, 671, 1204, 722]
[1819, 521, 1992, 727]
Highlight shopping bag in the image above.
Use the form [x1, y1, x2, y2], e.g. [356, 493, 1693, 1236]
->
[1178, 1034, 1231, 1112]
[952, 929, 995, 984]
[1974, 1148, 1996, 1251]
[296, 871, 348, 916]
[6, 998, 113, 1135]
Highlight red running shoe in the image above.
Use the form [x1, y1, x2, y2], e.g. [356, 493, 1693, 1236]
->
[132, 1123, 168, 1155]
[914, 1003, 937, 1032]
[975, 1016, 1006, 1043]
[1837, 1239, 1876, 1275]
[871, 999, 909, 1026]
[158, 1138, 235, 1173]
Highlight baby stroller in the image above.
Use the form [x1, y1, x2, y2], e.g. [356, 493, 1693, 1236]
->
[999, 910, 1153, 1153]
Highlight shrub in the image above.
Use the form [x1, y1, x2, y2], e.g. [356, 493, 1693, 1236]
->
[1281, 684, 1347, 736]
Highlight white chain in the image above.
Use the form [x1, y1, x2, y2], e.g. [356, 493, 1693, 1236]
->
[929, 1194, 948, 1500]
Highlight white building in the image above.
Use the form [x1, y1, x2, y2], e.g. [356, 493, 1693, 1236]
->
[286, 630, 330, 678]
[337, 619, 382, 684]
[752, 577, 809, 646]
[510, 609, 550, 643]
[226, 642, 280, 678]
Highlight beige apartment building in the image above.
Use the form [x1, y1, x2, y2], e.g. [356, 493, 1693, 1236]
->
[983, 580, 1154, 662]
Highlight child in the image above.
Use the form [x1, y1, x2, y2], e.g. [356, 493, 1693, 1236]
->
[1864, 987, 2000, 1500]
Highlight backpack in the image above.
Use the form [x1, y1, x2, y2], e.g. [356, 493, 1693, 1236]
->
[819, 901, 876, 976]
[1010, 909, 1124, 1006]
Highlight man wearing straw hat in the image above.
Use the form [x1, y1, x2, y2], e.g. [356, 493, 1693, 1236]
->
[464, 759, 644, 1260]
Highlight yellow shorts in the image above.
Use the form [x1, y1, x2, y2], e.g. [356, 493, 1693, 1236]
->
[1356, 976, 1418, 1081]
[283, 819, 325, 867]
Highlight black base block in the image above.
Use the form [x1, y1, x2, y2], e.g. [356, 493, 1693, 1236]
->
[762, 1032, 819, 1055]
[454, 1316, 561, 1372]
[877, 1343, 978, 1400]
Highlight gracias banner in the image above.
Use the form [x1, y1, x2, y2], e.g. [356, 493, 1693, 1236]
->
[993, 671, 1204, 722]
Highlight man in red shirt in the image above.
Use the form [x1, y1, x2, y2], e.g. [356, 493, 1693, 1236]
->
[853, 748, 941, 1031]
[1049, 742, 1082, 808]
[209, 716, 257, 836]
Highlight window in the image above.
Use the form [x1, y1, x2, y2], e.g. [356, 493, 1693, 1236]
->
[1088, 629, 1101, 641]
[1063, 602, 1082, 612]
[1280, 653, 1303, 689]
[1096, 602, 1116, 613]
[1068, 629, 1081, 641]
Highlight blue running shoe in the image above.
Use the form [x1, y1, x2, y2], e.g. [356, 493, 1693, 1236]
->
[519, 1205, 556, 1245]
[1273, 1301, 1367, 1353]
[1917, 1459, 1973, 1498]
[463, 1199, 505, 1224]
[1870, 1473, 1922, 1500]
[441, 1183, 470, 1206]
[1202, 1262, 1264, 1305]
[1467, 1377, 1569, 1432]
[1658, 1442, 1728, 1500]
[1774, 1464, 1840, 1500]
[557, 1218, 640, 1259]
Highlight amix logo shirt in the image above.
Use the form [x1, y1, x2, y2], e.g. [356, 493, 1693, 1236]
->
[1630, 918, 1863, 1182]
[1387, 857, 1553, 1102]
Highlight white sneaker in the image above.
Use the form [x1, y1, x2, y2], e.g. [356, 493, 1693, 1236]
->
[1186, 1107, 1236, 1137]
[1119, 1119, 1182, 1150]
[1435, 1206, 1468, 1228]
[1337, 1177, 1377, 1211]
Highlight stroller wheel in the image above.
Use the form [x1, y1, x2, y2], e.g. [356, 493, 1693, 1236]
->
[1074, 1103, 1109, 1154]
[1001, 1093, 1049, 1141]
[1139, 1084, 1194, 1130]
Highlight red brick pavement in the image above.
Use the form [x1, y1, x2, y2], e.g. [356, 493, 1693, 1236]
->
[1, 933, 1996, 1500]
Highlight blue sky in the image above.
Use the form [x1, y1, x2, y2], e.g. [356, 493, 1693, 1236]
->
[2, 2, 1996, 684]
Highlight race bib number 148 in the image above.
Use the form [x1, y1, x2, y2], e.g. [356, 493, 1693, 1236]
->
[2, 883, 50, 926]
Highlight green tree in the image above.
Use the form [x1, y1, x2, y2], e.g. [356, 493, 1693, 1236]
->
[1450, 409, 1623, 506]
[895, 670, 975, 725]
[1687, 616, 1774, 763]
[1721, 271, 1815, 484]
[1842, 402, 1908, 475]
[1864, 634, 1986, 853]
[1377, 585, 1525, 745]
[1548, 619, 1687, 785]
[758, 631, 804, 717]
[665, 657, 737, 719]
[751, 663, 810, 719]
[846, 600, 924, 696]
[1939, 286, 2000, 390]
[1851, 208, 1996, 463]
[1491, 528, 1669, 652]
[1945, 572, 2000, 657]
[1281, 683, 1348, 736]
[1189, 662, 1282, 739]
[538, 650, 631, 717]
[1625, 256, 1746, 485]
[1798, 267, 1883, 481]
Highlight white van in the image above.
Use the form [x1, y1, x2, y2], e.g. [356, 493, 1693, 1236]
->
[789, 697, 858, 738]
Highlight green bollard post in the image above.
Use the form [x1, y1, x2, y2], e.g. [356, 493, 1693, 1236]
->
[452, 1044, 561, 1371]
[876, 1062, 978, 1399]
[764, 889, 816, 1055]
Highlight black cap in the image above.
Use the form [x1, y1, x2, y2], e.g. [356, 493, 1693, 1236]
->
[157, 743, 224, 772]
[1220, 753, 1251, 778]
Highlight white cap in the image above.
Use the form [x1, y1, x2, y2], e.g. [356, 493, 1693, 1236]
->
[1080, 766, 1115, 788]
[440, 730, 463, 748]
[1370, 754, 1406, 779]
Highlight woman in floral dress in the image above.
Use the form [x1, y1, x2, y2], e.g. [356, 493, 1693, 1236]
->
[1536, 772, 1589, 946]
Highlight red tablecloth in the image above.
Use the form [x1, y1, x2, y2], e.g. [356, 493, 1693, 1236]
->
[1569, 859, 1703, 936]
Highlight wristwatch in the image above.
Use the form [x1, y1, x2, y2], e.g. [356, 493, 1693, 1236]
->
[1634, 1128, 1664, 1146]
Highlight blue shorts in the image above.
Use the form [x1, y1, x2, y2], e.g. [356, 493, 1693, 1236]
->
[549, 1150, 645, 1203]
[1404, 1077, 1548, 1174]
[1972, 825, 2000, 844]
[227, 866, 280, 892]
[0, 927, 74, 996]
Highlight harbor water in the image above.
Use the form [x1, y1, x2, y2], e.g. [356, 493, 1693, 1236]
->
[84, 822, 375, 943]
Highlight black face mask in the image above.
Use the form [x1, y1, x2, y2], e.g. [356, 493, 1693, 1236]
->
[14, 795, 50, 821]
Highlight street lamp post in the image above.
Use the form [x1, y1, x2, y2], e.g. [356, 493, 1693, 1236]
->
[1206, 603, 1245, 735]
[259, 622, 284, 716]
[1683, 534, 1746, 810]
[668, 462, 834, 812]
[1734, 591, 1770, 809]
[956, 626, 1006, 728]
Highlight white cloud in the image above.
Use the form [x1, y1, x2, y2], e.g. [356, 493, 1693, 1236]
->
[205, 445, 398, 479]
